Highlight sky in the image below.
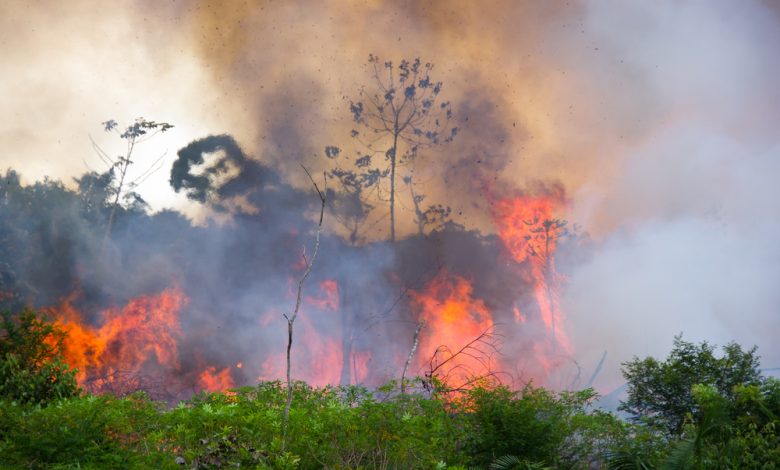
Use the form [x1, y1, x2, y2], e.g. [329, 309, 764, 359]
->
[2, 0, 779, 391]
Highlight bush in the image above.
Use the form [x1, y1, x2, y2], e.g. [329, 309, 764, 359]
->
[460, 384, 623, 468]
[0, 310, 80, 405]
[1, 394, 170, 469]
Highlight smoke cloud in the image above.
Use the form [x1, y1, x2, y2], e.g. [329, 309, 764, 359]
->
[1, 0, 779, 396]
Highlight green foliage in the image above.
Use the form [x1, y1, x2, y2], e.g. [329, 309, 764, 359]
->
[619, 335, 762, 436]
[489, 455, 551, 469]
[0, 379, 632, 470]
[0, 310, 80, 405]
[459, 384, 623, 469]
[0, 394, 167, 469]
[616, 338, 780, 469]
[3, 331, 775, 469]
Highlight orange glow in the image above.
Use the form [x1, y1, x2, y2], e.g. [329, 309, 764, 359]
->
[257, 314, 342, 387]
[489, 191, 574, 373]
[409, 270, 494, 389]
[304, 279, 340, 311]
[198, 366, 235, 392]
[46, 287, 187, 391]
[350, 350, 371, 385]
[513, 305, 526, 324]
[258, 279, 345, 386]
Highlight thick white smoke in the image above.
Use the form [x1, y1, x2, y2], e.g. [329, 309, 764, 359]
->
[563, 0, 780, 393]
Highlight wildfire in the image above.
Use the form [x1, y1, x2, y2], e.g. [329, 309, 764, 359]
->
[46, 286, 187, 394]
[489, 190, 574, 371]
[259, 279, 346, 387]
[409, 270, 495, 389]
[198, 366, 234, 392]
[304, 279, 339, 311]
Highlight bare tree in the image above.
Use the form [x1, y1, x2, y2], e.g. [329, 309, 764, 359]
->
[327, 55, 457, 241]
[95, 118, 173, 242]
[282, 165, 326, 447]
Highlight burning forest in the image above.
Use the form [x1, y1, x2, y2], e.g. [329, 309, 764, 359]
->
[3, 2, 780, 468]
[0, 135, 582, 400]
[2, 0, 780, 405]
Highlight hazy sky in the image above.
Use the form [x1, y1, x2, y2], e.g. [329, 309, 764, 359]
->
[2, 0, 779, 390]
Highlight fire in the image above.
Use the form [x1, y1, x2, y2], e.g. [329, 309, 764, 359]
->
[304, 279, 339, 311]
[46, 286, 187, 393]
[409, 270, 495, 389]
[258, 315, 342, 387]
[198, 366, 234, 392]
[258, 279, 345, 386]
[489, 191, 574, 369]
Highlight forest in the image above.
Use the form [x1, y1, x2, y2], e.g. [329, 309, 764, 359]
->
[1, 307, 779, 468]
[0, 115, 778, 467]
[2, 15, 780, 462]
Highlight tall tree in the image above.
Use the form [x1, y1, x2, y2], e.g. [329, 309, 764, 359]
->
[328, 55, 457, 241]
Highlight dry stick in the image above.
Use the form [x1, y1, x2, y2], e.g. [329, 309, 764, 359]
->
[427, 326, 502, 394]
[400, 320, 425, 393]
[282, 165, 326, 449]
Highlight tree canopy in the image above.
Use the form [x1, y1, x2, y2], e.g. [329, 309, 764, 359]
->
[619, 335, 763, 436]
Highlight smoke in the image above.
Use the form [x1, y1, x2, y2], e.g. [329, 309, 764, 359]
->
[2, 0, 779, 396]
[562, 0, 780, 391]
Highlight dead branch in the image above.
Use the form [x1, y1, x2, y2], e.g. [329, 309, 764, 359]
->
[422, 325, 508, 396]
[282, 165, 326, 448]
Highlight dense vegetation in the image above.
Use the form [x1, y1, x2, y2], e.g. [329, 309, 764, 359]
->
[1, 312, 779, 469]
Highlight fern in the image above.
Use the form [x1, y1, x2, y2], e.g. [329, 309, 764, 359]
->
[489, 455, 550, 470]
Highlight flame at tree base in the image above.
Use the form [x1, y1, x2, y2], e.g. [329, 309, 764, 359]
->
[46, 286, 189, 396]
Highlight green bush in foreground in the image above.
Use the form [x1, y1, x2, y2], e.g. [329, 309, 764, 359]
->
[0, 380, 635, 469]
[2, 312, 777, 469]
[0, 310, 80, 405]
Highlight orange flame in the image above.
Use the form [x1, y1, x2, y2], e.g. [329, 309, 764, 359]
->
[489, 191, 574, 380]
[409, 270, 495, 389]
[46, 286, 187, 391]
[198, 366, 235, 392]
[258, 279, 344, 386]
[304, 279, 339, 311]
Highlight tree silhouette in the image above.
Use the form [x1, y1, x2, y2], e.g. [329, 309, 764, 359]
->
[404, 175, 452, 235]
[95, 118, 173, 241]
[327, 55, 457, 241]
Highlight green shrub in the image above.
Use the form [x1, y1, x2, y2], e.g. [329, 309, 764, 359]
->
[0, 310, 80, 405]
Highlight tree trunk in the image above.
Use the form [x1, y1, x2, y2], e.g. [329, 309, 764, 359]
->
[401, 321, 424, 393]
[389, 123, 399, 242]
